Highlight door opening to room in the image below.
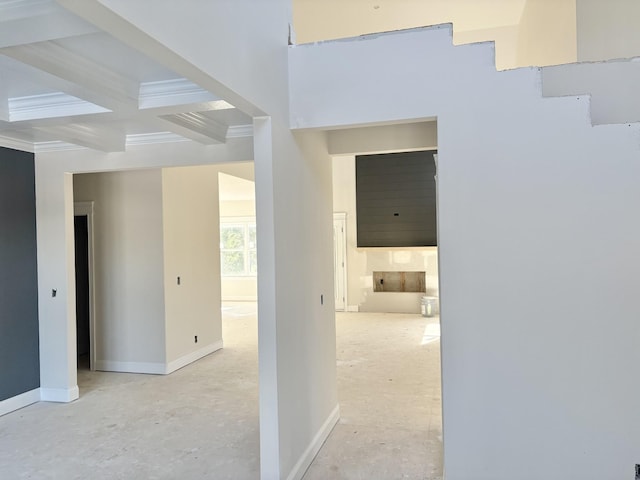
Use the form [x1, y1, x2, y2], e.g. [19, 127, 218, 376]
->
[324, 144, 443, 477]
[73, 203, 95, 371]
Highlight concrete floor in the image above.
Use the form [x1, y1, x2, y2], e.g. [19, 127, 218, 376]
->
[0, 304, 441, 479]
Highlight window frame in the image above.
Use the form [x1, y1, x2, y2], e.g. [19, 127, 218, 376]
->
[219, 217, 257, 277]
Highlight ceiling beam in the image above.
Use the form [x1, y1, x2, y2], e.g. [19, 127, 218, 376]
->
[33, 122, 126, 152]
[0, 7, 98, 48]
[56, 0, 265, 117]
[1, 40, 139, 111]
[159, 112, 229, 144]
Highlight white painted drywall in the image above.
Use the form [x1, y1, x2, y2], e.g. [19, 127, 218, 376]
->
[516, 0, 577, 67]
[290, 25, 640, 479]
[36, 139, 252, 399]
[577, 0, 640, 61]
[74, 170, 167, 372]
[542, 60, 640, 125]
[332, 156, 439, 314]
[162, 166, 222, 367]
[328, 122, 437, 156]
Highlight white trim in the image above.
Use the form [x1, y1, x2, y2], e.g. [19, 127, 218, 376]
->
[9, 92, 109, 122]
[286, 404, 340, 480]
[165, 340, 223, 374]
[40, 385, 79, 403]
[333, 212, 348, 311]
[227, 124, 254, 138]
[126, 131, 190, 146]
[345, 305, 360, 312]
[0, 134, 34, 152]
[94, 360, 166, 375]
[35, 141, 85, 153]
[138, 78, 220, 109]
[0, 388, 40, 417]
[74, 201, 96, 371]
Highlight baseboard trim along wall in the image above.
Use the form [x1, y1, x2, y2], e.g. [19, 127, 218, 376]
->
[165, 341, 223, 374]
[0, 388, 40, 417]
[40, 385, 79, 403]
[346, 305, 359, 312]
[286, 404, 341, 480]
[94, 360, 167, 375]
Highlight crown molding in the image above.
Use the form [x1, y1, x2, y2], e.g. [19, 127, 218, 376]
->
[126, 131, 190, 146]
[139, 78, 220, 109]
[227, 124, 254, 138]
[9, 92, 109, 122]
[34, 140, 85, 153]
[160, 111, 228, 143]
[0, 133, 34, 152]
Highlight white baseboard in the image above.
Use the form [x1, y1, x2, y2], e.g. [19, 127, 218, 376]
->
[346, 305, 359, 312]
[40, 385, 79, 403]
[0, 388, 40, 416]
[94, 360, 166, 375]
[286, 404, 340, 480]
[165, 341, 223, 374]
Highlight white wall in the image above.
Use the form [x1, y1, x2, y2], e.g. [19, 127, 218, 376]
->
[333, 156, 439, 313]
[290, 25, 640, 479]
[74, 170, 167, 372]
[328, 122, 437, 156]
[577, 0, 640, 61]
[36, 139, 252, 401]
[162, 166, 223, 370]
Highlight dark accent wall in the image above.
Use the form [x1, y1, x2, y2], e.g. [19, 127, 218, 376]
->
[0, 147, 40, 401]
[356, 150, 437, 247]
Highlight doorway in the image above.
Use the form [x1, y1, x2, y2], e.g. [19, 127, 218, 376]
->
[73, 202, 95, 371]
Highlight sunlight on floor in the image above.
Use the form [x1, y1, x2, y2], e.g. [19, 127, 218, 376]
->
[422, 320, 441, 345]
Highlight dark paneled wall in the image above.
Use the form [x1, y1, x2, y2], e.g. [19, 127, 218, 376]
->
[356, 150, 437, 247]
[0, 147, 40, 401]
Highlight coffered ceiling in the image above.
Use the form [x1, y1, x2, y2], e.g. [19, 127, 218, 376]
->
[0, 0, 253, 153]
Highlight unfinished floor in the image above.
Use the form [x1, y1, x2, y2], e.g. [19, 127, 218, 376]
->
[0, 304, 441, 479]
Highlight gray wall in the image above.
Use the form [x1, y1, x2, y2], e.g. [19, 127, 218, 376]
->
[0, 147, 39, 401]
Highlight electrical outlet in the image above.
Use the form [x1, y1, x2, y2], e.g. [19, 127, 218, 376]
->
[51, 289, 57, 298]
[320, 294, 323, 305]
[194, 335, 198, 343]
[635, 464, 640, 480]
[177, 276, 181, 285]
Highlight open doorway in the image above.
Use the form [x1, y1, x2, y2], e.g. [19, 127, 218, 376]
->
[73, 202, 95, 372]
[308, 127, 443, 477]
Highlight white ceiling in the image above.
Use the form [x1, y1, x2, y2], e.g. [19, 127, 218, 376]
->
[0, 0, 253, 153]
